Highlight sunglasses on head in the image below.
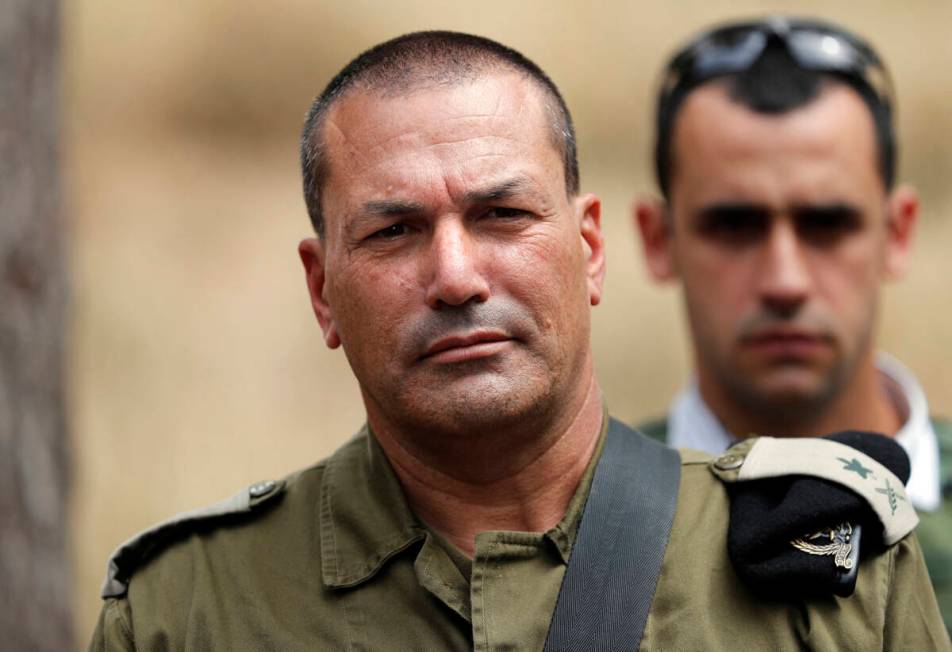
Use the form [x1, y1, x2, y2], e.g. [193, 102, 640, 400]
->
[659, 16, 894, 114]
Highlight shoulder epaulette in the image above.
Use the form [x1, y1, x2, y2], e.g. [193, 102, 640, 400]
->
[709, 431, 916, 598]
[100, 479, 286, 599]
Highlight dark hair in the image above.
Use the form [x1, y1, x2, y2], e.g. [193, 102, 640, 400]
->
[655, 39, 896, 198]
[300, 31, 579, 236]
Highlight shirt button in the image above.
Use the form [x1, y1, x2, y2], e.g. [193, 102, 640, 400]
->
[249, 479, 277, 498]
[714, 453, 744, 471]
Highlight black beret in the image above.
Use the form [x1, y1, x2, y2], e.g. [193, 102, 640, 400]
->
[723, 430, 911, 598]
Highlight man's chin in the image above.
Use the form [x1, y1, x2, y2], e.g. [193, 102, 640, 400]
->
[438, 380, 541, 421]
[734, 371, 836, 421]
[392, 374, 554, 436]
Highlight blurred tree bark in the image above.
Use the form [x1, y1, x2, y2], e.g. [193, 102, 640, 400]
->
[0, 1, 73, 650]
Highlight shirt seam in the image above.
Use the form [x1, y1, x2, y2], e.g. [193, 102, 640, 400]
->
[107, 597, 135, 644]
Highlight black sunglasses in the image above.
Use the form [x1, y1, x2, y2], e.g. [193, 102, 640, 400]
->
[659, 16, 894, 115]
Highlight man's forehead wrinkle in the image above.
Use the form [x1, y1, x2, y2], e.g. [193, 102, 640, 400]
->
[321, 114, 354, 167]
[363, 199, 426, 215]
[322, 106, 378, 190]
[343, 166, 552, 224]
[460, 174, 553, 206]
[439, 112, 521, 134]
[422, 134, 525, 153]
[321, 74, 564, 227]
[335, 120, 522, 168]
[463, 177, 529, 202]
[486, 85, 508, 121]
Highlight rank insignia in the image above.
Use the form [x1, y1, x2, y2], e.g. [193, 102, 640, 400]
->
[837, 456, 873, 479]
[791, 522, 855, 570]
[875, 478, 905, 516]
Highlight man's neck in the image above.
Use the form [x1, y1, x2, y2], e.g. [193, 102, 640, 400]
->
[701, 358, 903, 439]
[369, 374, 604, 557]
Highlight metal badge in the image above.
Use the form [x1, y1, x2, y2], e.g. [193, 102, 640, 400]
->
[790, 522, 855, 569]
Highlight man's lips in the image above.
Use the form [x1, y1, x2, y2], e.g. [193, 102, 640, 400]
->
[420, 331, 513, 363]
[741, 329, 832, 357]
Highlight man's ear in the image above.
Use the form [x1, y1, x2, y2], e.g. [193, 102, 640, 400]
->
[298, 238, 341, 349]
[883, 184, 918, 281]
[634, 197, 677, 281]
[576, 193, 606, 306]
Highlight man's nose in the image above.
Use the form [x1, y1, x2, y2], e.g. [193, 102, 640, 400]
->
[424, 219, 491, 309]
[757, 220, 811, 316]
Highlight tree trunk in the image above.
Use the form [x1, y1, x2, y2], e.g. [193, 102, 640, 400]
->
[0, 1, 73, 649]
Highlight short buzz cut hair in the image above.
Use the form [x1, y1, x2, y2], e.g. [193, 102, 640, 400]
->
[299, 30, 579, 236]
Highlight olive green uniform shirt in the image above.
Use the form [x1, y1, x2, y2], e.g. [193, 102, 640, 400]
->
[641, 415, 952, 635]
[91, 418, 949, 650]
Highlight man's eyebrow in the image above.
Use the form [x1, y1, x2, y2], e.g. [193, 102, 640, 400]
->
[362, 199, 426, 216]
[695, 202, 770, 219]
[358, 177, 539, 217]
[463, 178, 536, 204]
[790, 202, 862, 217]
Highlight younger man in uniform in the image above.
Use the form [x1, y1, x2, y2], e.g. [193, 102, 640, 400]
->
[635, 16, 952, 630]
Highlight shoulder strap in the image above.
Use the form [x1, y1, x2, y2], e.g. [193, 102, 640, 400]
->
[101, 479, 285, 598]
[545, 418, 681, 651]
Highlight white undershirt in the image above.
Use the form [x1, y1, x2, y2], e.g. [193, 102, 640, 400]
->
[667, 352, 942, 511]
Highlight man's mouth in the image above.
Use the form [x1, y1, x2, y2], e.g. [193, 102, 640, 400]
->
[420, 331, 512, 363]
[741, 329, 832, 358]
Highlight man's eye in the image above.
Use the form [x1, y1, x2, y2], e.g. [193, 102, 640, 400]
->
[698, 209, 767, 243]
[796, 209, 861, 245]
[485, 207, 529, 219]
[369, 223, 407, 239]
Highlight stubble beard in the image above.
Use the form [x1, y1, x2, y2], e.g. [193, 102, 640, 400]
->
[394, 363, 557, 438]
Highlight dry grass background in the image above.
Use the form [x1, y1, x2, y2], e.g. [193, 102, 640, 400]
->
[64, 0, 952, 644]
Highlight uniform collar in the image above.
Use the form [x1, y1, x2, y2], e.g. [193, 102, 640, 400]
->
[319, 416, 608, 589]
[319, 427, 426, 589]
[668, 353, 941, 511]
[880, 353, 942, 511]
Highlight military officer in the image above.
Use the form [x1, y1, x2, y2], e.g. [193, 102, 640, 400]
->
[633, 16, 952, 632]
[91, 30, 949, 650]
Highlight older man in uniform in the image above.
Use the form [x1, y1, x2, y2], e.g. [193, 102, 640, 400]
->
[635, 17, 952, 632]
[91, 31, 947, 650]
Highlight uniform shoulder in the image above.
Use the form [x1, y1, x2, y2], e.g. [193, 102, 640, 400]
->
[677, 447, 712, 465]
[669, 447, 729, 535]
[98, 454, 336, 599]
[705, 434, 920, 597]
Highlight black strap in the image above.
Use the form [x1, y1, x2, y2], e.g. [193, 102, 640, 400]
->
[545, 418, 681, 651]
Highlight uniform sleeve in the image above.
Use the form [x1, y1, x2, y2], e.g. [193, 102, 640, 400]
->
[882, 533, 952, 649]
[89, 598, 136, 652]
